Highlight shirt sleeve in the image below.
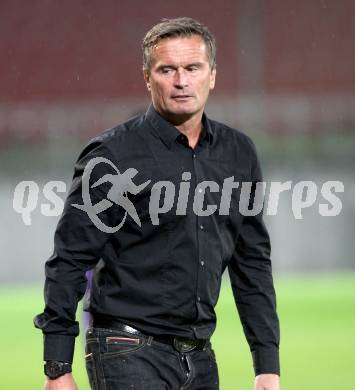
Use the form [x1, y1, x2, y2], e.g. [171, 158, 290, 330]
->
[33, 139, 119, 363]
[227, 138, 280, 376]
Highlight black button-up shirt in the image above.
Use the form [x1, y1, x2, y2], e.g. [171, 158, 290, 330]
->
[34, 104, 280, 376]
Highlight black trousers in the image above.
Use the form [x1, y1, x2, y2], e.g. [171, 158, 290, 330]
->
[85, 327, 219, 390]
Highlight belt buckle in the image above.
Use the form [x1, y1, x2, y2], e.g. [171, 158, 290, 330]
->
[173, 337, 198, 353]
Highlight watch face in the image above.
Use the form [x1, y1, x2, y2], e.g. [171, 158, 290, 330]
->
[45, 361, 60, 378]
[49, 363, 58, 376]
[45, 361, 71, 379]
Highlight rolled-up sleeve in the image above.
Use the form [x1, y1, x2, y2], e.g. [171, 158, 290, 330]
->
[228, 138, 280, 376]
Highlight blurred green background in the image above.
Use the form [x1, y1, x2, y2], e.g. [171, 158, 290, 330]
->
[2, 273, 355, 389]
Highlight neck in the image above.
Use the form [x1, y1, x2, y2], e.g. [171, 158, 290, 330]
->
[157, 108, 204, 149]
[175, 114, 203, 138]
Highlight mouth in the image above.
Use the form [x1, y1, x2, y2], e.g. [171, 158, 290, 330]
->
[172, 95, 192, 101]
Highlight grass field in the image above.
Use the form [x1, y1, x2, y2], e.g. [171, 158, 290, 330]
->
[1, 272, 354, 389]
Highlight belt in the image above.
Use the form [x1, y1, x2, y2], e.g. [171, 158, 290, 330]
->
[92, 317, 209, 353]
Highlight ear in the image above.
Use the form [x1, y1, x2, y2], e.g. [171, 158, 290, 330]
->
[209, 67, 216, 90]
[143, 68, 151, 91]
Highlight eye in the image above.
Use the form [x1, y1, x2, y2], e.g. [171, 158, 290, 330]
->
[160, 67, 174, 74]
[187, 66, 199, 72]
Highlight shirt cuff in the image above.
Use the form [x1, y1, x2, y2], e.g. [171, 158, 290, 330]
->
[251, 347, 280, 376]
[43, 334, 76, 363]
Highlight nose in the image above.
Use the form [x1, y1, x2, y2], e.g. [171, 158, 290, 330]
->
[174, 68, 188, 89]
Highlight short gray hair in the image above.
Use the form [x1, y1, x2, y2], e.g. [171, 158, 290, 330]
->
[142, 17, 216, 72]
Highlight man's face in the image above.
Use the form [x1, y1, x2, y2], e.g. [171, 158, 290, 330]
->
[143, 35, 216, 121]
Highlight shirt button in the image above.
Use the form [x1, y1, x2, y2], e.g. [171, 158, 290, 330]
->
[200, 224, 204, 230]
[197, 296, 201, 302]
[193, 153, 196, 158]
[198, 188, 203, 193]
[200, 260, 205, 266]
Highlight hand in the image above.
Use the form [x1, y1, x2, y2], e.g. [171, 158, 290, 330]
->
[254, 373, 280, 390]
[45, 373, 78, 390]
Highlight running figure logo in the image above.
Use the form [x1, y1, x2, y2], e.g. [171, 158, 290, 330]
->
[72, 157, 151, 233]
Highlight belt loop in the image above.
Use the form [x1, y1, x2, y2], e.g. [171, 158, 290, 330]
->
[147, 336, 153, 346]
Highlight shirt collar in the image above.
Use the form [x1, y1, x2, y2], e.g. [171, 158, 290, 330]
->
[145, 104, 214, 149]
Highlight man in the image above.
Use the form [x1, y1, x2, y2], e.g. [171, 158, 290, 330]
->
[34, 17, 280, 390]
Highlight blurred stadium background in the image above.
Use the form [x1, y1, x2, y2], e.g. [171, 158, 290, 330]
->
[0, 1, 354, 389]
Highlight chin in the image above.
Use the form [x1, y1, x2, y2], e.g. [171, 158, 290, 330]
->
[172, 108, 194, 115]
[168, 103, 198, 116]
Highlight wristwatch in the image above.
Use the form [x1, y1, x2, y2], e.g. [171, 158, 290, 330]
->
[44, 360, 72, 379]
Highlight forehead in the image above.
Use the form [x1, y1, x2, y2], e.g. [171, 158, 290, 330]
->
[150, 35, 209, 66]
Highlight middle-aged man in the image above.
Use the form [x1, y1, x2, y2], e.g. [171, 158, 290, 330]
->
[34, 17, 280, 390]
